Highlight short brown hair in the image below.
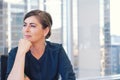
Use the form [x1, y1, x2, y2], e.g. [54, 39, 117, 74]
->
[24, 10, 52, 39]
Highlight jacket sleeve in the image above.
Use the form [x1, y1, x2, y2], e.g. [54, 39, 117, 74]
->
[5, 48, 17, 79]
[58, 45, 76, 80]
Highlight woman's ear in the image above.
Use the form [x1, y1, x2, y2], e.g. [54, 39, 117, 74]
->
[44, 27, 50, 37]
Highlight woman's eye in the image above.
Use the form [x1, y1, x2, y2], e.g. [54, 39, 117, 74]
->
[31, 25, 36, 27]
[23, 24, 26, 27]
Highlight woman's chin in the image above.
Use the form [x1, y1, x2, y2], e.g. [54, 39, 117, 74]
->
[24, 37, 31, 41]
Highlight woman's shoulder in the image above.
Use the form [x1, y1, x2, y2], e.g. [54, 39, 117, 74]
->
[46, 41, 63, 51]
[46, 41, 62, 48]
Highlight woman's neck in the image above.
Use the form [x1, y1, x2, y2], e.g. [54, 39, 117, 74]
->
[30, 41, 46, 59]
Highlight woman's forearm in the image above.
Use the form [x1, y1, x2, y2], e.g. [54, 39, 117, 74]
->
[7, 52, 26, 80]
[7, 39, 32, 80]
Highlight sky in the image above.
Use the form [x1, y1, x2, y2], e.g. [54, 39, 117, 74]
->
[110, 0, 120, 36]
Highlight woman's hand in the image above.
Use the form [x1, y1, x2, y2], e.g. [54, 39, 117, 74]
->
[17, 39, 32, 55]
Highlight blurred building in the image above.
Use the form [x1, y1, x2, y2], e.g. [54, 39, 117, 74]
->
[111, 35, 120, 74]
[100, 0, 112, 76]
[0, 0, 4, 55]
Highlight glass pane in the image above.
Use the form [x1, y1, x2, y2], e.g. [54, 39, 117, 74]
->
[45, 0, 62, 43]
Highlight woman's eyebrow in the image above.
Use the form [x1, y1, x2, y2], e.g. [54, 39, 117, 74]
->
[30, 23, 36, 25]
[23, 22, 37, 25]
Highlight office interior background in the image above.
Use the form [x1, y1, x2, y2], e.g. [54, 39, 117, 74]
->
[0, 0, 120, 79]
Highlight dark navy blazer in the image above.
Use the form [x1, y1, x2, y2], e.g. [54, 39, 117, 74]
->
[6, 41, 76, 80]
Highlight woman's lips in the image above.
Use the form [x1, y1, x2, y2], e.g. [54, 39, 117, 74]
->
[24, 35, 31, 38]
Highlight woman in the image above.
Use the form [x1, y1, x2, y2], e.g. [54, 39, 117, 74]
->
[6, 10, 76, 80]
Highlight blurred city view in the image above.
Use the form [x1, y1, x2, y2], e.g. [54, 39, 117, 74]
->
[0, 0, 120, 79]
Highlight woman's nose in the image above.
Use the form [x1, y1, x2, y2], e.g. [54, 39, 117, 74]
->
[25, 26, 30, 32]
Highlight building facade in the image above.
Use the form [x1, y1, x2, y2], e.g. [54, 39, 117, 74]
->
[111, 35, 120, 74]
[100, 0, 112, 76]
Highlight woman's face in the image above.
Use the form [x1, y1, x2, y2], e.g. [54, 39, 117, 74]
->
[22, 16, 48, 43]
